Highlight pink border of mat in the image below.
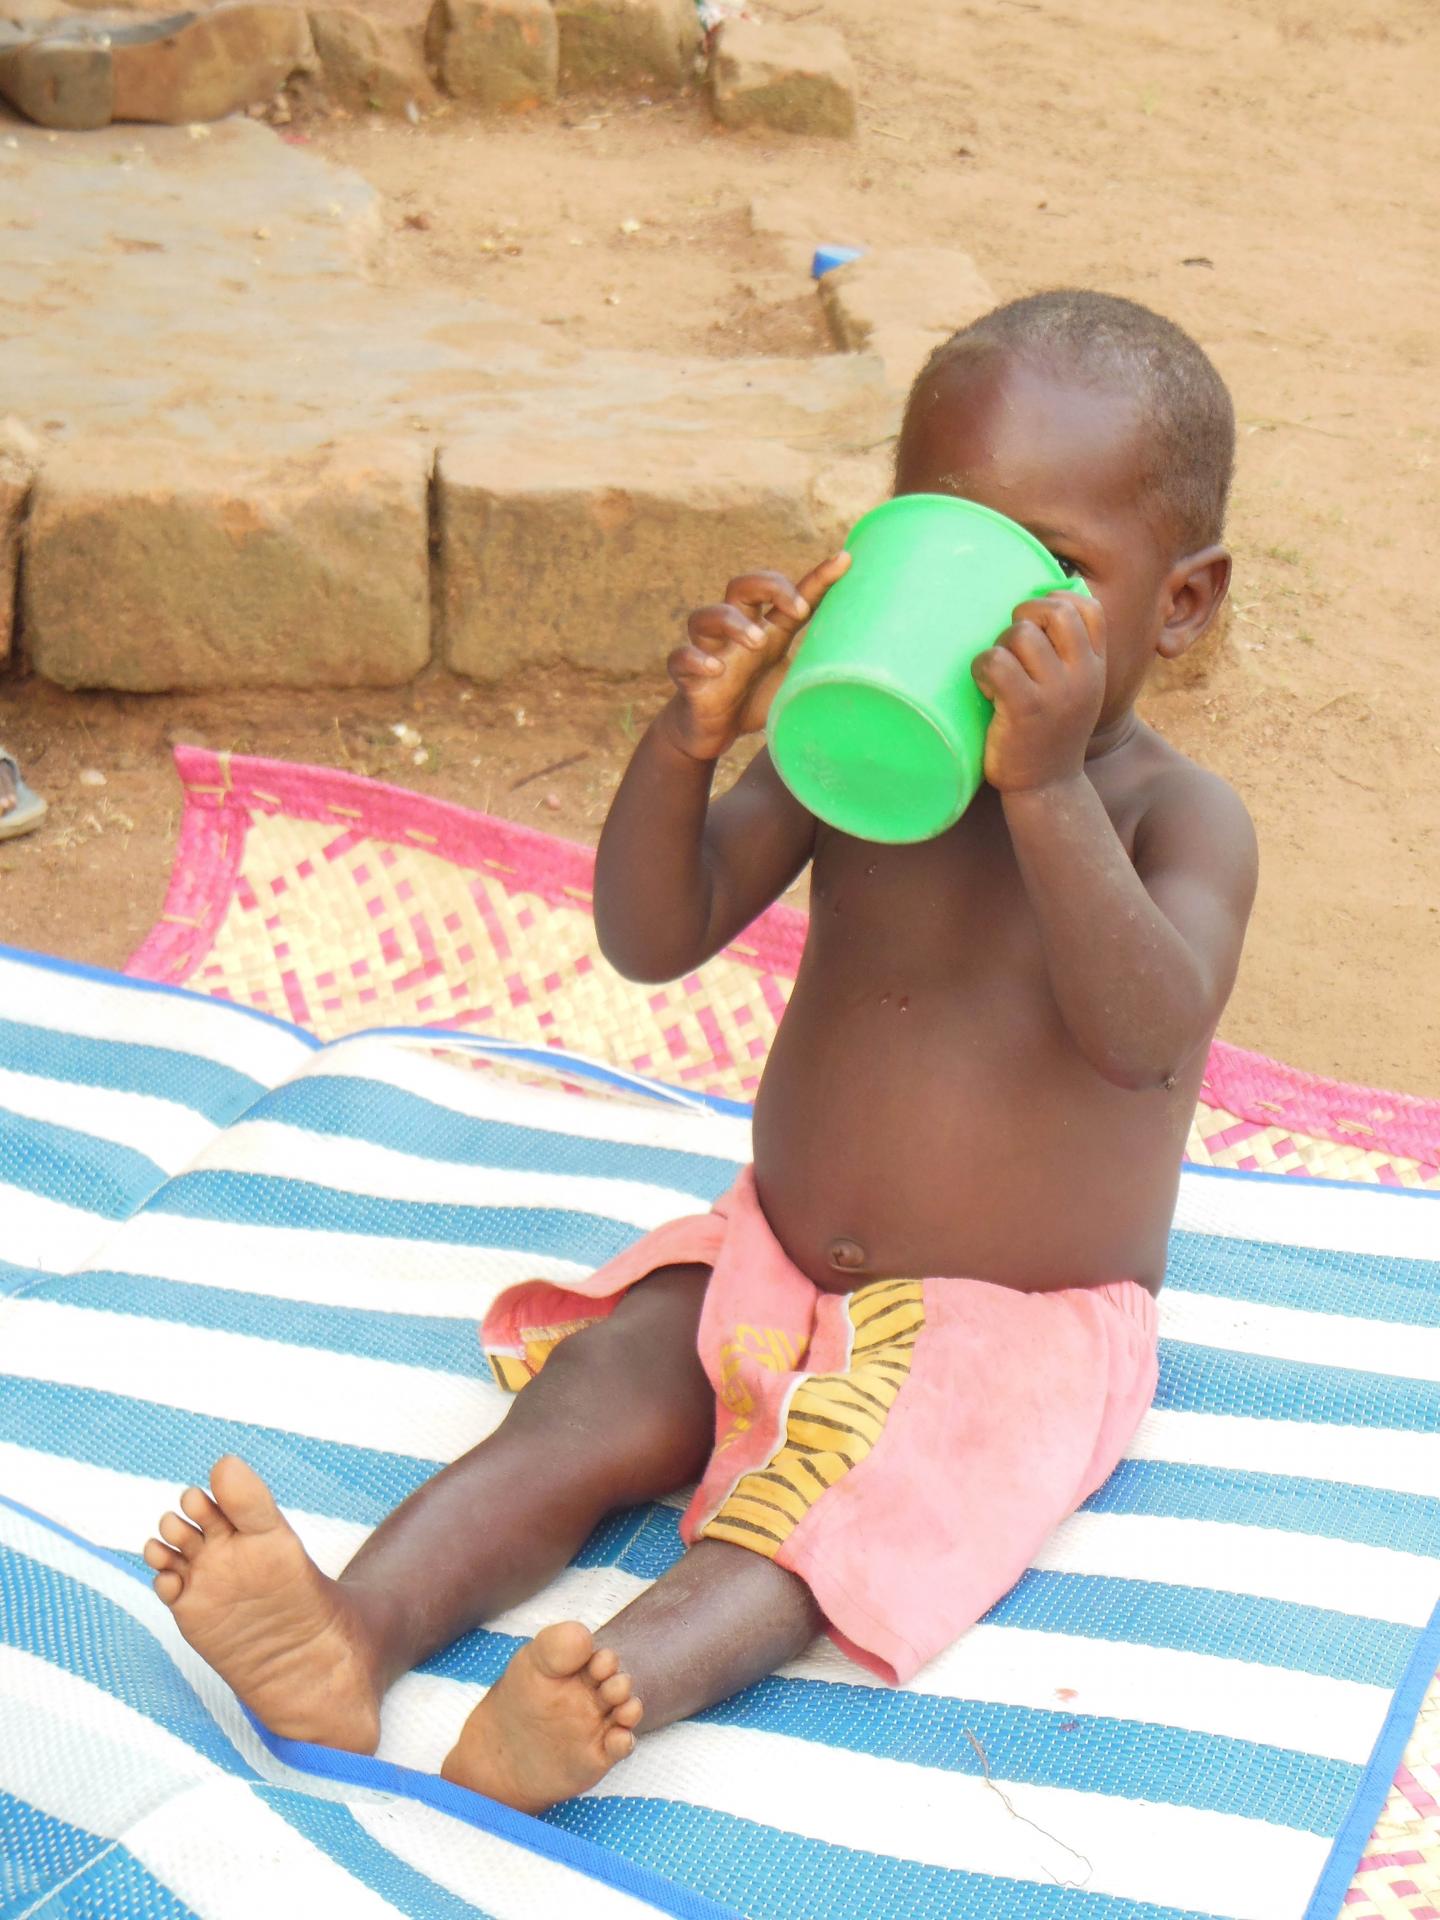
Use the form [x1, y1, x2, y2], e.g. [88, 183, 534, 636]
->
[128, 746, 1440, 1169]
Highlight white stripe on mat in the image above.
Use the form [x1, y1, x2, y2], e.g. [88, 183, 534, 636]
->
[1, 1300, 506, 1461]
[352, 1796, 668, 1920]
[195, 1120, 717, 1230]
[0, 1067, 219, 1175]
[0, 956, 311, 1084]
[1037, 1509, 1439, 1626]
[1132, 1407, 1440, 1499]
[1160, 1287, 1440, 1383]
[1173, 1164, 1440, 1260]
[588, 1718, 1328, 1920]
[91, 1213, 587, 1320]
[304, 1035, 754, 1163]
[1, 1181, 123, 1275]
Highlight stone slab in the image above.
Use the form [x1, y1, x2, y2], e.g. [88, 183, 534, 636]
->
[425, 0, 555, 109]
[438, 434, 845, 681]
[709, 18, 856, 137]
[25, 438, 431, 690]
[820, 244, 994, 391]
[554, 0, 698, 94]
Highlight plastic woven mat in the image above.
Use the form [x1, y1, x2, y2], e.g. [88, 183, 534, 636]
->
[125, 745, 1440, 1912]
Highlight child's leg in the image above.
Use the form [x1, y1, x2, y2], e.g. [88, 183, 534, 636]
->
[142, 1265, 714, 1756]
[442, 1538, 822, 1813]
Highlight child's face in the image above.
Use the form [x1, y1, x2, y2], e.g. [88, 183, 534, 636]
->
[893, 351, 1180, 719]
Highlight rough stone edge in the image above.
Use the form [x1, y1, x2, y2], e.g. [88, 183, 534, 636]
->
[0, 417, 42, 671]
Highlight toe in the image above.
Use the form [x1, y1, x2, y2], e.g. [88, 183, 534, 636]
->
[158, 1511, 204, 1558]
[609, 1695, 644, 1731]
[179, 1485, 231, 1535]
[602, 1725, 636, 1762]
[152, 1569, 183, 1605]
[209, 1456, 282, 1534]
[529, 1621, 595, 1679]
[596, 1671, 632, 1709]
[143, 1538, 183, 1577]
[586, 1647, 619, 1686]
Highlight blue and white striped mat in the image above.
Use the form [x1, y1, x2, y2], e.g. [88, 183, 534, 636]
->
[2, 942, 1438, 1920]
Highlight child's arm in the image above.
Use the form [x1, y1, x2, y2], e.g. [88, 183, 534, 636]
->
[595, 555, 850, 983]
[974, 594, 1259, 1091]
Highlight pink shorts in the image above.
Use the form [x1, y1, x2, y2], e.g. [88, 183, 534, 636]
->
[482, 1167, 1159, 1684]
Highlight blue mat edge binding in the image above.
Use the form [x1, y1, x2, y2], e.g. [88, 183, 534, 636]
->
[7, 938, 1440, 1919]
[0, 1492, 743, 1920]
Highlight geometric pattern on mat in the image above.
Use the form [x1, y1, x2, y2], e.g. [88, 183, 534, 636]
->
[128, 747, 1440, 1192]
[4, 945, 1440, 1920]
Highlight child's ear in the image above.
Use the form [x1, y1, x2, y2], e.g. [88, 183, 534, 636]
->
[1157, 547, 1231, 659]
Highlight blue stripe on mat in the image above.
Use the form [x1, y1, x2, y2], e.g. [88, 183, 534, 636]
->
[250, 1075, 742, 1196]
[0, 1791, 114, 1915]
[549, 1797, 1226, 1920]
[0, 1379, 438, 1527]
[988, 1569, 1413, 1688]
[1155, 1339, 1440, 1431]
[696, 1678, 1355, 1831]
[0, 1017, 267, 1125]
[1165, 1233, 1440, 1326]
[0, 1546, 253, 1778]
[0, 1112, 167, 1218]
[1087, 1458, 1440, 1554]
[258, 1785, 498, 1920]
[0, 1794, 206, 1920]
[149, 1172, 643, 1266]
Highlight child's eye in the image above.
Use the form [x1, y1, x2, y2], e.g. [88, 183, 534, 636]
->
[1053, 555, 1082, 579]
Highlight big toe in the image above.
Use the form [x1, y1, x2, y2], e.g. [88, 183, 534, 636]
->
[209, 1455, 282, 1533]
[529, 1621, 594, 1680]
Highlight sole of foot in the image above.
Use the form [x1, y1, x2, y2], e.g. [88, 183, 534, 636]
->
[440, 1621, 643, 1815]
[144, 1453, 382, 1754]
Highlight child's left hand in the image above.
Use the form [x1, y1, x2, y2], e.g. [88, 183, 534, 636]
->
[971, 591, 1107, 794]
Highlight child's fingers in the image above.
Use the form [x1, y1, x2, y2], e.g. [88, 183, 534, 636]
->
[1001, 619, 1063, 684]
[687, 603, 769, 652]
[972, 645, 1038, 708]
[792, 550, 852, 619]
[667, 643, 725, 683]
[723, 570, 812, 629]
[1013, 592, 1103, 664]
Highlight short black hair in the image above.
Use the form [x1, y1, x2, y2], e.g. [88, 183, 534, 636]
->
[901, 290, 1236, 554]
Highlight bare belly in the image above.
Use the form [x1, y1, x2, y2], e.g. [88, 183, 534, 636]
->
[751, 973, 1197, 1295]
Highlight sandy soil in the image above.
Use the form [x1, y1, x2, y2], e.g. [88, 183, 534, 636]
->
[2, 0, 1437, 1096]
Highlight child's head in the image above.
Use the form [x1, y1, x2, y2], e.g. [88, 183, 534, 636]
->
[894, 290, 1236, 717]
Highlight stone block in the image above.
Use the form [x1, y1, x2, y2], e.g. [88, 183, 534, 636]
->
[437, 434, 841, 681]
[425, 0, 555, 108]
[110, 5, 315, 122]
[820, 245, 994, 391]
[310, 7, 435, 112]
[554, 0, 699, 94]
[0, 419, 40, 667]
[709, 19, 855, 137]
[25, 438, 431, 691]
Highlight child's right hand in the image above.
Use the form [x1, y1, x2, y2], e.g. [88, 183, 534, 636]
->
[662, 553, 851, 762]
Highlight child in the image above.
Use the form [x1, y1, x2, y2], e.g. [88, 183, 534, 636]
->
[144, 290, 1257, 1817]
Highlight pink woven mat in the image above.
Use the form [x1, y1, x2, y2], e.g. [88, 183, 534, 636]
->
[127, 745, 1440, 1179]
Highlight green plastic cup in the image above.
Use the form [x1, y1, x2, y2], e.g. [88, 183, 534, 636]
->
[767, 493, 1091, 843]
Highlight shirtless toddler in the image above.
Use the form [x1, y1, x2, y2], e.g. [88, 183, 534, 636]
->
[143, 289, 1258, 1817]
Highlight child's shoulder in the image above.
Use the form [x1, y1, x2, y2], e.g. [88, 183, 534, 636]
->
[1125, 724, 1258, 877]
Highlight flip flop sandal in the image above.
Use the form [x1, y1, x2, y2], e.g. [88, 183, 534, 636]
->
[0, 748, 47, 841]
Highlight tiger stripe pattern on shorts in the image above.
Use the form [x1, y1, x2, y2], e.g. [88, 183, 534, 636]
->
[700, 1279, 926, 1557]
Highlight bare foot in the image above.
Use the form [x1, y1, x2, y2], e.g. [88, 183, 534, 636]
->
[441, 1621, 643, 1814]
[144, 1455, 381, 1753]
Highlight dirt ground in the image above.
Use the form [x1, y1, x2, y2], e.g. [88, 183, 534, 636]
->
[3, 0, 1438, 1096]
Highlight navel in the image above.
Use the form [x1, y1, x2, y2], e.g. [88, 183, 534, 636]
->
[827, 1237, 868, 1273]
